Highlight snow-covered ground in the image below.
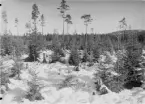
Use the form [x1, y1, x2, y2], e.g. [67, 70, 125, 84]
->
[1, 50, 145, 104]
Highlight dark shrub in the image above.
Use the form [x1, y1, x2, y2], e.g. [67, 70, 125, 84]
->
[25, 70, 44, 101]
[92, 47, 101, 62]
[9, 59, 23, 79]
[69, 49, 80, 66]
[0, 71, 10, 92]
[1, 35, 13, 56]
[81, 50, 89, 63]
[103, 75, 125, 93]
[94, 70, 125, 93]
[26, 32, 47, 62]
[50, 35, 65, 63]
[26, 44, 39, 62]
[25, 81, 44, 101]
[114, 43, 144, 90]
[50, 52, 61, 63]
[58, 75, 75, 89]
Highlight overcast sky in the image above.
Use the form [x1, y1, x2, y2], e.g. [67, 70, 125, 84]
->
[1, 0, 145, 35]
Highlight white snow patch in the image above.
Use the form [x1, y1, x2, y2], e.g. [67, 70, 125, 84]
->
[8, 79, 29, 91]
[40, 87, 61, 103]
[38, 50, 54, 62]
[20, 70, 33, 81]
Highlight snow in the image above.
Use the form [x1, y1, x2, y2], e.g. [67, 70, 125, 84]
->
[1, 59, 15, 71]
[20, 70, 33, 81]
[8, 79, 29, 91]
[40, 87, 61, 103]
[38, 50, 54, 62]
[21, 54, 28, 60]
[77, 70, 95, 79]
[1, 50, 145, 104]
[2, 88, 26, 104]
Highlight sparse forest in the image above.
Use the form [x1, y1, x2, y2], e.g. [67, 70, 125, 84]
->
[1, 0, 145, 104]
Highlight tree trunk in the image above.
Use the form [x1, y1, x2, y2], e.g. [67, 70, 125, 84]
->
[63, 17, 65, 35]
[29, 28, 31, 34]
[5, 23, 8, 34]
[34, 20, 37, 34]
[17, 26, 19, 35]
[86, 24, 88, 34]
[43, 53, 47, 63]
[85, 24, 88, 48]
[67, 23, 68, 34]
[62, 17, 65, 49]
[35, 23, 37, 33]
[42, 26, 43, 35]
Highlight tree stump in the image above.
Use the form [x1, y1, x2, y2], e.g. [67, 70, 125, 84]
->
[42, 53, 47, 63]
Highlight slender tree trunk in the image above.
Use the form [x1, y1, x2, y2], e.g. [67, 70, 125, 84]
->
[85, 24, 88, 48]
[123, 29, 125, 49]
[67, 23, 68, 34]
[34, 20, 37, 34]
[33, 54, 35, 62]
[5, 23, 7, 34]
[17, 26, 19, 35]
[86, 24, 88, 34]
[42, 26, 43, 35]
[63, 17, 65, 35]
[29, 28, 31, 35]
[35, 23, 37, 33]
[117, 35, 120, 50]
[43, 53, 47, 63]
[62, 17, 65, 49]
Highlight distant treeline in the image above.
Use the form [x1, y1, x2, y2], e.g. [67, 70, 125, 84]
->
[43, 30, 145, 51]
[1, 30, 145, 57]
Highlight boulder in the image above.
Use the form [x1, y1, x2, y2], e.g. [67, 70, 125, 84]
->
[99, 87, 108, 95]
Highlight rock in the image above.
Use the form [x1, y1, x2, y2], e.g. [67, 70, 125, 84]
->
[74, 66, 79, 71]
[99, 87, 108, 95]
[141, 83, 145, 89]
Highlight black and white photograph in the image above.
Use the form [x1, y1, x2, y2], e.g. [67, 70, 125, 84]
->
[1, 0, 145, 104]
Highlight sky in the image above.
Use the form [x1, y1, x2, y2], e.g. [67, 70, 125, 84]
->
[1, 0, 145, 35]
